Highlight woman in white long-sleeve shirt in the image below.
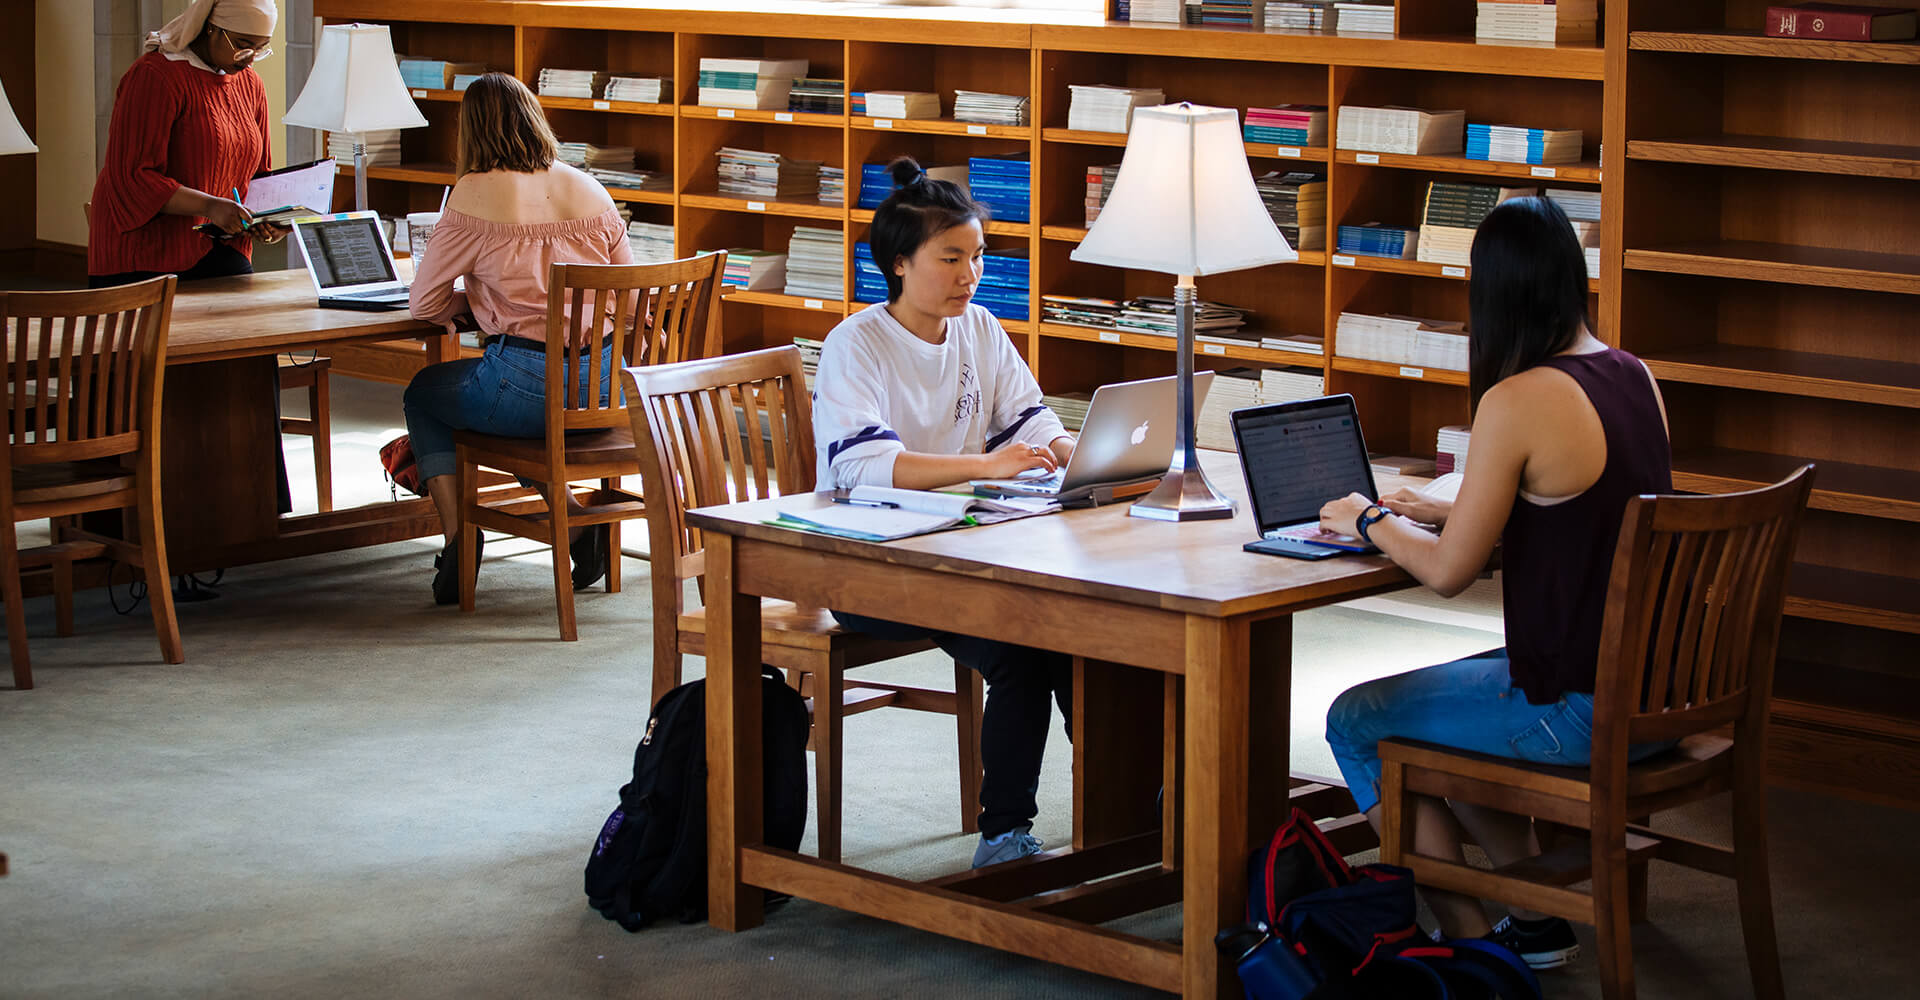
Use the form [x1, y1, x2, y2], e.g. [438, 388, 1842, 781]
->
[811, 158, 1075, 869]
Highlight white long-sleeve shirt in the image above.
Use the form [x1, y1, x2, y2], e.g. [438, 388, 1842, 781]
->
[813, 302, 1066, 489]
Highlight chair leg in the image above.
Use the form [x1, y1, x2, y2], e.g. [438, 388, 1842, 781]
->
[604, 477, 621, 595]
[1629, 813, 1651, 925]
[953, 660, 983, 834]
[457, 450, 479, 613]
[136, 479, 183, 665]
[813, 659, 845, 863]
[1733, 757, 1786, 1000]
[309, 372, 332, 513]
[53, 557, 75, 637]
[2, 517, 32, 689]
[1378, 757, 1410, 866]
[549, 480, 577, 641]
[1591, 824, 1637, 1000]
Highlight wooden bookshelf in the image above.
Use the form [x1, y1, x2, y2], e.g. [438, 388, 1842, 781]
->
[1629, 30, 1920, 65]
[1627, 135, 1920, 179]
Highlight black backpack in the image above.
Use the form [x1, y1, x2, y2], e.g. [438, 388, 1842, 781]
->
[584, 666, 810, 931]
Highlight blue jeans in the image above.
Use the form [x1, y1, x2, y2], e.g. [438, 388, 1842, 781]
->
[402, 339, 616, 483]
[1326, 649, 1670, 814]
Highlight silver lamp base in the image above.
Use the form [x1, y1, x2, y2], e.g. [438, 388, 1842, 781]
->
[1129, 273, 1236, 521]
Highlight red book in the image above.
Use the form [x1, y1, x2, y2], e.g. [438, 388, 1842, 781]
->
[1764, 4, 1919, 39]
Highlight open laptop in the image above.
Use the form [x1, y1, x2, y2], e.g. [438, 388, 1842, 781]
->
[291, 211, 410, 310]
[1231, 394, 1380, 554]
[972, 371, 1215, 504]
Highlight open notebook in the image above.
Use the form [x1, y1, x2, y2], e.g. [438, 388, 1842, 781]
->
[774, 486, 1058, 542]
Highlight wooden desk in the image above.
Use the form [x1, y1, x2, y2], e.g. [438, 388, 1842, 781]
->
[690, 453, 1421, 998]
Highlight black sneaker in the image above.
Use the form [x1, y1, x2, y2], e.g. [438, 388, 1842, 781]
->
[570, 523, 609, 591]
[1486, 914, 1580, 970]
[431, 531, 484, 606]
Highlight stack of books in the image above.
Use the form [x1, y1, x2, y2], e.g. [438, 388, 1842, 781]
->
[1199, 369, 1264, 450]
[953, 91, 1029, 127]
[716, 147, 822, 199]
[399, 58, 485, 90]
[1116, 297, 1248, 337]
[626, 221, 675, 264]
[537, 68, 608, 99]
[1335, 106, 1467, 156]
[858, 163, 966, 209]
[1262, 366, 1325, 401]
[1085, 164, 1121, 227]
[1417, 182, 1536, 267]
[788, 78, 845, 114]
[793, 336, 824, 392]
[975, 248, 1031, 322]
[1041, 295, 1123, 329]
[1547, 187, 1602, 278]
[1371, 454, 1437, 477]
[1067, 85, 1166, 133]
[853, 242, 888, 304]
[784, 227, 845, 300]
[589, 167, 667, 192]
[849, 92, 867, 116]
[1436, 425, 1471, 474]
[331, 130, 401, 166]
[697, 58, 809, 110]
[558, 142, 637, 172]
[1336, 312, 1470, 370]
[818, 165, 845, 205]
[1465, 123, 1584, 165]
[1189, 1, 1264, 27]
[1475, 0, 1600, 43]
[1244, 105, 1328, 148]
[968, 154, 1032, 224]
[1255, 171, 1327, 251]
[605, 76, 671, 103]
[452, 73, 485, 92]
[1336, 223, 1419, 260]
[1265, 1, 1334, 29]
[722, 248, 787, 291]
[863, 91, 941, 120]
[1334, 1, 1397, 32]
[1042, 392, 1094, 432]
[1262, 332, 1325, 356]
[1128, 0, 1187, 23]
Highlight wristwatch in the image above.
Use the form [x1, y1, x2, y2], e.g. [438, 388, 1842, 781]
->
[1356, 503, 1390, 545]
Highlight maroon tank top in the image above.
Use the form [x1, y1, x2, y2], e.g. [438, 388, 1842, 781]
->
[1501, 349, 1671, 704]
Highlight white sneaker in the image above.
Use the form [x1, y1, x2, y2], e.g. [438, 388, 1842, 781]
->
[971, 824, 1044, 868]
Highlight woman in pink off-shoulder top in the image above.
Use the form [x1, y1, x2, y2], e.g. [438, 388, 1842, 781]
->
[404, 72, 633, 605]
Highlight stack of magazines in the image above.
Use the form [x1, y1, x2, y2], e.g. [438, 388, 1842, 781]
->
[330, 130, 401, 166]
[1436, 425, 1471, 474]
[1266, 1, 1334, 29]
[818, 165, 845, 206]
[557, 142, 636, 172]
[1085, 164, 1120, 227]
[698, 58, 808, 110]
[1116, 297, 1248, 337]
[1255, 171, 1327, 251]
[853, 242, 887, 304]
[968, 154, 1031, 223]
[1335, 106, 1466, 156]
[864, 91, 941, 119]
[953, 91, 1029, 126]
[1336, 312, 1469, 370]
[1334, 1, 1396, 33]
[788, 78, 845, 114]
[722, 248, 787, 291]
[1476, 0, 1599, 43]
[1244, 105, 1327, 148]
[1067, 85, 1166, 133]
[1337, 223, 1419, 260]
[626, 221, 675, 264]
[1465, 123, 1584, 165]
[1547, 187, 1602, 278]
[974, 248, 1030, 322]
[537, 68, 608, 99]
[1127, 0, 1186, 23]
[717, 147, 822, 199]
[784, 227, 845, 300]
[1416, 182, 1535, 267]
[605, 76, 670, 103]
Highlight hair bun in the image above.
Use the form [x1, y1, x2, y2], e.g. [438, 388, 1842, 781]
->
[886, 156, 927, 191]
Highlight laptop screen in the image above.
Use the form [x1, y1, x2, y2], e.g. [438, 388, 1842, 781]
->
[1232, 395, 1377, 530]
[296, 217, 398, 289]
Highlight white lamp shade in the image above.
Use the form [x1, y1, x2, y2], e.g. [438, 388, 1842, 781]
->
[284, 23, 429, 134]
[1071, 103, 1296, 276]
[0, 78, 36, 155]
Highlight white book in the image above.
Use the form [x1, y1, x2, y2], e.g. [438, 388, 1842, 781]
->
[776, 486, 1058, 541]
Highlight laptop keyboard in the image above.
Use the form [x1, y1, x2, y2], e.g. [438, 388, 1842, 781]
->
[333, 287, 406, 299]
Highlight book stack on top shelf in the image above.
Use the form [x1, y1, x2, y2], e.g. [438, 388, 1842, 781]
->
[627, 221, 674, 263]
[723, 248, 787, 291]
[1265, 1, 1331, 29]
[537, 68, 608, 99]
[717, 147, 822, 199]
[1545, 187, 1600, 278]
[1085, 164, 1120, 226]
[975, 248, 1030, 322]
[784, 227, 845, 300]
[968, 155, 1032, 223]
[1336, 106, 1466, 156]
[1333, 2, 1395, 33]
[789, 78, 845, 114]
[698, 58, 808, 110]
[954, 91, 1029, 127]
[1255, 171, 1327, 251]
[819, 166, 845, 206]
[1337, 222, 1418, 260]
[852, 243, 887, 305]
[1118, 297, 1248, 337]
[605, 76, 670, 103]
[864, 91, 941, 120]
[1067, 85, 1166, 133]
[1475, 0, 1599, 43]
[1435, 425, 1470, 474]
[1189, 1, 1266, 27]
[1336, 312, 1469, 370]
[400, 58, 484, 90]
[1128, 0, 1186, 24]
[1244, 105, 1327, 148]
[1465, 123, 1583, 166]
[1417, 181, 1536, 267]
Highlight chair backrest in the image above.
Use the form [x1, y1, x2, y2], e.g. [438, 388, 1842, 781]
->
[541, 251, 725, 439]
[1592, 465, 1816, 757]
[2, 276, 176, 468]
[621, 345, 816, 590]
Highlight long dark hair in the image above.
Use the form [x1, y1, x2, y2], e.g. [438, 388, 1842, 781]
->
[1467, 196, 1592, 409]
[870, 156, 989, 301]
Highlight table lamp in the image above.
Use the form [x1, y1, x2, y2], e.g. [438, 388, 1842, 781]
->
[283, 22, 428, 213]
[1071, 103, 1297, 521]
[0, 78, 36, 155]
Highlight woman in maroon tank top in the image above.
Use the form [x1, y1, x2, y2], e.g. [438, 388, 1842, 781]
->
[1316, 197, 1673, 968]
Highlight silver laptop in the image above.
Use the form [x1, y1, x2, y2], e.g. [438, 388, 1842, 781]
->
[292, 211, 411, 310]
[1231, 394, 1379, 553]
[972, 372, 1215, 504]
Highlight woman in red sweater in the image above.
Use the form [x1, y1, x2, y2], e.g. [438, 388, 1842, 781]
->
[88, 0, 283, 288]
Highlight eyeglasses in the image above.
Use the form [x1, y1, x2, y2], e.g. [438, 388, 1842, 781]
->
[217, 26, 274, 64]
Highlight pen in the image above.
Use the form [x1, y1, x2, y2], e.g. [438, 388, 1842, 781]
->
[231, 187, 253, 231]
[832, 496, 899, 509]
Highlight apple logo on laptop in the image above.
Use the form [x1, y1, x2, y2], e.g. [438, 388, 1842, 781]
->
[1130, 419, 1150, 446]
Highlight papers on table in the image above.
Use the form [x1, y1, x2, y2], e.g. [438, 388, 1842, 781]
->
[774, 486, 1059, 542]
[246, 159, 336, 219]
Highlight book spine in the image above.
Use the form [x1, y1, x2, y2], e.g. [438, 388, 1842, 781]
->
[1766, 6, 1900, 38]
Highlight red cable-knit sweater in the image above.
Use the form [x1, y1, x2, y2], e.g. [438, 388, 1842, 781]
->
[87, 52, 272, 276]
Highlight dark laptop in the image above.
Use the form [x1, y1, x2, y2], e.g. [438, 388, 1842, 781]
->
[1231, 394, 1380, 555]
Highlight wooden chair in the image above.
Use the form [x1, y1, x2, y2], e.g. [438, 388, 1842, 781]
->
[277, 356, 333, 511]
[1378, 465, 1816, 1000]
[3, 277, 184, 689]
[454, 253, 724, 640]
[623, 345, 985, 863]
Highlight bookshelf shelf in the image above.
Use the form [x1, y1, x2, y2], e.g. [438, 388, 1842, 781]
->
[723, 290, 849, 314]
[1040, 128, 1130, 148]
[405, 88, 465, 104]
[679, 106, 846, 128]
[1670, 449, 1920, 523]
[1330, 357, 1468, 387]
[1040, 225, 1087, 244]
[602, 187, 674, 205]
[848, 209, 1028, 237]
[1640, 346, 1920, 409]
[1774, 661, 1920, 741]
[537, 96, 675, 117]
[1245, 144, 1333, 163]
[345, 162, 457, 186]
[1627, 135, 1920, 180]
[1787, 564, 1920, 635]
[1036, 322, 1325, 368]
[1629, 30, 1920, 66]
[851, 117, 1033, 140]
[1034, 24, 1604, 79]
[1624, 242, 1920, 295]
[1331, 253, 1601, 292]
[680, 193, 846, 220]
[1332, 149, 1601, 183]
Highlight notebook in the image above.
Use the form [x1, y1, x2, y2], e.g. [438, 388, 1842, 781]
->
[1231, 394, 1381, 553]
[971, 371, 1216, 504]
[774, 486, 1058, 542]
[291, 211, 411, 311]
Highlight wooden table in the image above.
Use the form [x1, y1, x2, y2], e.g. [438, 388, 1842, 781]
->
[159, 270, 452, 571]
[689, 453, 1422, 998]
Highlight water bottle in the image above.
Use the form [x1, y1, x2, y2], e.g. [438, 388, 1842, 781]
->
[1215, 921, 1321, 1000]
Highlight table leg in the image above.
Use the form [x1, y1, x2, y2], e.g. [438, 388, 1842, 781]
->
[1072, 657, 1165, 851]
[160, 357, 281, 561]
[706, 532, 765, 931]
[1184, 615, 1251, 999]
[1248, 615, 1294, 841]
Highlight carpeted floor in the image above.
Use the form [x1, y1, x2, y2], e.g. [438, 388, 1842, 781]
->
[2, 378, 1915, 999]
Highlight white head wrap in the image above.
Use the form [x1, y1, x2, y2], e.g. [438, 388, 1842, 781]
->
[145, 0, 279, 54]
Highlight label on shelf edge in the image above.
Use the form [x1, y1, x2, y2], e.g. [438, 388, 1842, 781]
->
[803, 298, 823, 309]
[1400, 366, 1425, 379]
[593, 100, 611, 110]
[1202, 343, 1226, 355]
[717, 108, 735, 118]
[1277, 146, 1301, 158]
[411, 89, 427, 98]
[747, 201, 766, 212]
[775, 112, 793, 122]
[874, 118, 893, 129]
[1531, 166, 1556, 177]
[1355, 153, 1379, 164]
[1098, 331, 1120, 343]
[1332, 255, 1356, 267]
[1441, 265, 1467, 278]
[967, 124, 987, 135]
